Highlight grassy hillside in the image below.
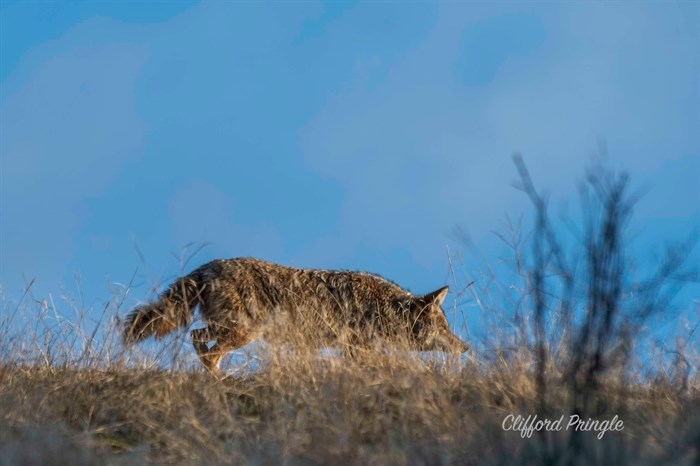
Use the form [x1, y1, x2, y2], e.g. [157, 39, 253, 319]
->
[1, 342, 697, 465]
[2, 162, 697, 465]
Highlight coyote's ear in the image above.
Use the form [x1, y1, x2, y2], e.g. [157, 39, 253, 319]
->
[423, 286, 448, 306]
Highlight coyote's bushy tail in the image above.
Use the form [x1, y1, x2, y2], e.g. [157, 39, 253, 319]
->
[123, 274, 201, 345]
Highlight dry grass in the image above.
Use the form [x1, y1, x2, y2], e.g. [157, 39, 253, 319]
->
[0, 295, 697, 466]
[2, 161, 697, 465]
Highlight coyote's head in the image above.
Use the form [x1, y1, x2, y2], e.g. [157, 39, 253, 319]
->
[410, 286, 469, 353]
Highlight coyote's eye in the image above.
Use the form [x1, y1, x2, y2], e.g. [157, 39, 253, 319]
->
[411, 318, 424, 338]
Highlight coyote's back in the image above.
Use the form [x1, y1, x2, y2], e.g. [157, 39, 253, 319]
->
[123, 257, 468, 374]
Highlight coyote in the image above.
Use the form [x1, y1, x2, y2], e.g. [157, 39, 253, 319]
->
[123, 258, 468, 374]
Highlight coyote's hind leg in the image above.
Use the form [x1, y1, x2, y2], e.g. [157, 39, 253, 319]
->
[192, 325, 252, 376]
[191, 326, 212, 357]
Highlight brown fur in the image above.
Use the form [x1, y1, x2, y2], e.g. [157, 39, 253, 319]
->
[123, 258, 468, 375]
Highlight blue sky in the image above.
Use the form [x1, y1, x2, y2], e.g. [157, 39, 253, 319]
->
[1, 1, 698, 341]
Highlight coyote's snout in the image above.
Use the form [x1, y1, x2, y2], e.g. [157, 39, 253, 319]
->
[123, 258, 469, 374]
